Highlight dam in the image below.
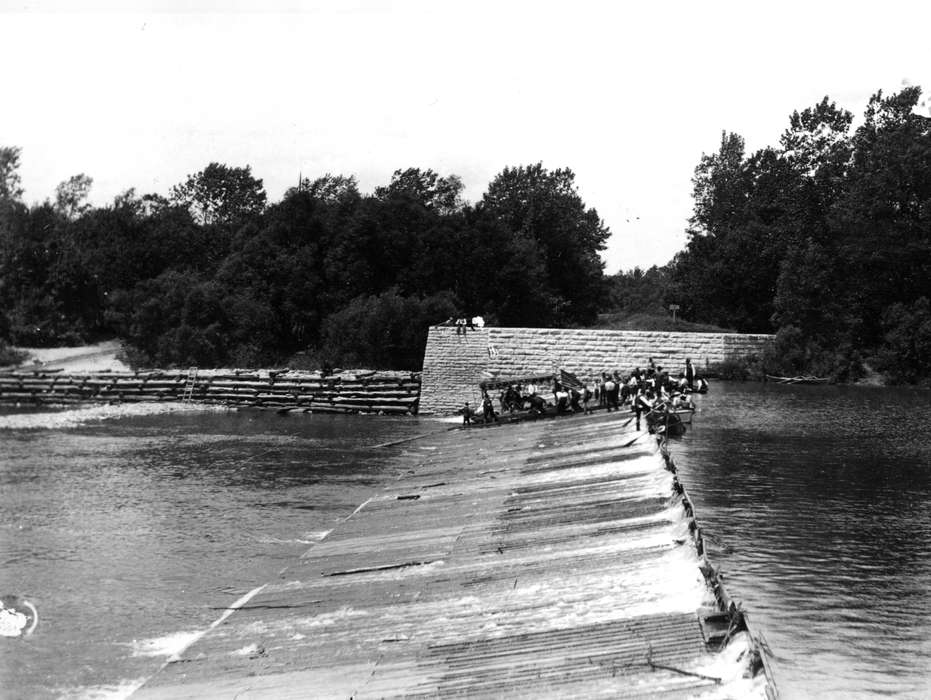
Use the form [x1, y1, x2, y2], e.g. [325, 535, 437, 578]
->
[419, 326, 772, 414]
[130, 411, 774, 698]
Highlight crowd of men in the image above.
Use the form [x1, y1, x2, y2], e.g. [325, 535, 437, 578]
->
[463, 358, 708, 431]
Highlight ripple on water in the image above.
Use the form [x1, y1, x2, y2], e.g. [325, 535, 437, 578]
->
[672, 381, 931, 699]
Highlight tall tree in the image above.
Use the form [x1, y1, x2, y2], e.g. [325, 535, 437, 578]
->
[54, 173, 93, 220]
[0, 146, 24, 203]
[375, 168, 464, 214]
[170, 162, 267, 225]
[480, 163, 609, 325]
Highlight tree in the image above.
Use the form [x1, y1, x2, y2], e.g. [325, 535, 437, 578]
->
[287, 173, 361, 208]
[0, 146, 24, 202]
[318, 289, 459, 370]
[375, 168, 464, 214]
[480, 163, 609, 325]
[170, 162, 267, 225]
[780, 97, 853, 180]
[688, 132, 749, 237]
[875, 297, 931, 384]
[831, 87, 931, 348]
[54, 173, 93, 220]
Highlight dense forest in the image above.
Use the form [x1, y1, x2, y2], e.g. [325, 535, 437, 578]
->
[1, 86, 929, 382]
[612, 87, 931, 383]
[0, 159, 609, 370]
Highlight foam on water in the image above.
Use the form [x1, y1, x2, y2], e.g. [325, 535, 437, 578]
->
[130, 630, 203, 658]
[0, 402, 227, 431]
[57, 678, 148, 700]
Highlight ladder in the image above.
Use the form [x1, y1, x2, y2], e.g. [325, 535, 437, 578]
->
[182, 367, 198, 401]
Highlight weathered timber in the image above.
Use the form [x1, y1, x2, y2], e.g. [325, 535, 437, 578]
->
[0, 369, 422, 415]
[131, 412, 771, 699]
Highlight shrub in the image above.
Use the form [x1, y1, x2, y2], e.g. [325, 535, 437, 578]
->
[0, 341, 28, 368]
[874, 298, 931, 384]
[318, 289, 459, 370]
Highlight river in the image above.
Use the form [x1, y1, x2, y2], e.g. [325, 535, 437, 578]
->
[1, 385, 929, 698]
[671, 381, 931, 699]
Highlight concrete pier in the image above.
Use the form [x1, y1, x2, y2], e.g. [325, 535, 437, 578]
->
[132, 412, 770, 698]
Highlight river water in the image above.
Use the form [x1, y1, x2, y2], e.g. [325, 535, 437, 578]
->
[0, 406, 430, 698]
[1, 386, 929, 698]
[671, 382, 931, 699]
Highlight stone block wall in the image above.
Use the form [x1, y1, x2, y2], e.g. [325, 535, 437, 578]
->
[419, 326, 773, 414]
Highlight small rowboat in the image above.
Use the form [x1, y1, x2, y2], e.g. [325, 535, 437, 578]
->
[672, 407, 695, 423]
[646, 409, 687, 437]
[765, 374, 830, 385]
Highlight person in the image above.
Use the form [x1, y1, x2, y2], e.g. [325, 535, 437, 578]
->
[527, 393, 547, 416]
[505, 385, 520, 412]
[603, 374, 619, 412]
[676, 373, 689, 392]
[626, 373, 640, 402]
[481, 392, 498, 423]
[461, 401, 474, 425]
[634, 385, 651, 430]
[554, 386, 570, 413]
[581, 384, 594, 414]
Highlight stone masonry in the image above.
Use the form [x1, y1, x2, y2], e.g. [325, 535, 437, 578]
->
[419, 326, 773, 415]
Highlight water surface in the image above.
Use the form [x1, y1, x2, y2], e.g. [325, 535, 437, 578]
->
[672, 382, 931, 699]
[0, 407, 431, 698]
[2, 386, 930, 698]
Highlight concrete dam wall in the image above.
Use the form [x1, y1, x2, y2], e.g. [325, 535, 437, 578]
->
[420, 326, 773, 414]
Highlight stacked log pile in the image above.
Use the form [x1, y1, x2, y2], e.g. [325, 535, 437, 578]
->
[0, 369, 421, 415]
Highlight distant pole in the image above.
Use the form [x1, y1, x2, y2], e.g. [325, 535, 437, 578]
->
[298, 171, 302, 192]
[669, 304, 680, 323]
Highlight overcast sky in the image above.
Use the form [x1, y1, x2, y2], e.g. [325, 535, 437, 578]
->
[3, 0, 930, 272]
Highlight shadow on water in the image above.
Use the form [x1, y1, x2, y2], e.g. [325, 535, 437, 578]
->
[672, 382, 931, 699]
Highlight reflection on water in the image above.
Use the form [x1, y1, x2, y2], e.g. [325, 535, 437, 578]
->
[0, 408, 431, 699]
[672, 382, 931, 699]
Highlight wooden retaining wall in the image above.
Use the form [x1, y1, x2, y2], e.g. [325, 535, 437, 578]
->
[0, 369, 421, 415]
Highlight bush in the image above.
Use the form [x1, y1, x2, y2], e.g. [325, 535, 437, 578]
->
[318, 289, 459, 370]
[592, 312, 735, 333]
[0, 341, 28, 368]
[874, 298, 931, 384]
[761, 325, 863, 381]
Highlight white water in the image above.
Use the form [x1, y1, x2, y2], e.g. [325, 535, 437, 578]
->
[0, 402, 229, 430]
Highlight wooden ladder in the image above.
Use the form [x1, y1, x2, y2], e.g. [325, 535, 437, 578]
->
[182, 367, 198, 401]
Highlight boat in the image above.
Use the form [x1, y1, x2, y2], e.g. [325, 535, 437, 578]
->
[646, 408, 687, 437]
[765, 374, 830, 385]
[672, 407, 695, 423]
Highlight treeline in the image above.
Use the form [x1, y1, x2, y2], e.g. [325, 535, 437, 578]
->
[610, 87, 931, 383]
[0, 156, 609, 370]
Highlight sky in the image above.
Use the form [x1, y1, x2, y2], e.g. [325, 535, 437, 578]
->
[3, 0, 931, 273]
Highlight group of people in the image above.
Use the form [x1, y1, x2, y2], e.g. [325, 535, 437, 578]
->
[462, 358, 708, 430]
